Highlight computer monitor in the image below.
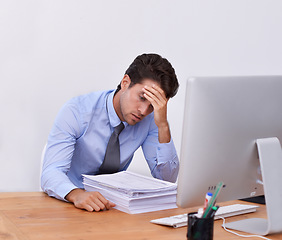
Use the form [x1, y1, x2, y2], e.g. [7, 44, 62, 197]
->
[177, 76, 282, 235]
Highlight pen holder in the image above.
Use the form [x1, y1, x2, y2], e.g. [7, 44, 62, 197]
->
[187, 212, 214, 240]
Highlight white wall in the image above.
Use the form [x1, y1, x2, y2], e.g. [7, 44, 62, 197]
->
[1, 0, 281, 191]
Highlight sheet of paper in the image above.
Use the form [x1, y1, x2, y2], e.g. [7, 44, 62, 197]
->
[83, 171, 177, 198]
[83, 171, 176, 192]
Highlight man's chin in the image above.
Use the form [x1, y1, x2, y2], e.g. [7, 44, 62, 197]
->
[126, 117, 141, 126]
[128, 114, 142, 125]
[127, 120, 138, 126]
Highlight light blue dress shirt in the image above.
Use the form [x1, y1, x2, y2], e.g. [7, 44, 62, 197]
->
[41, 90, 179, 201]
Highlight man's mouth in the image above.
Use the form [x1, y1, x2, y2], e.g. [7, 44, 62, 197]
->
[132, 113, 142, 121]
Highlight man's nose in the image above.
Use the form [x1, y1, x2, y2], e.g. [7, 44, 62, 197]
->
[138, 102, 152, 116]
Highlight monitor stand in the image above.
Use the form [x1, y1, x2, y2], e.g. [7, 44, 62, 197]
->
[224, 137, 282, 235]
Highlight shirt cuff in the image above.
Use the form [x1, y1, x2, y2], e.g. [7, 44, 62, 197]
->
[156, 138, 177, 164]
[57, 182, 78, 202]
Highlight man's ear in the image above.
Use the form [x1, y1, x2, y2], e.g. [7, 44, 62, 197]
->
[120, 75, 131, 91]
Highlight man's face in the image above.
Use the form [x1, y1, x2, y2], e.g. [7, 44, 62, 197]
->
[117, 78, 160, 125]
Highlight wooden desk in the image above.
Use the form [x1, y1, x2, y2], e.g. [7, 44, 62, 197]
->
[0, 192, 281, 240]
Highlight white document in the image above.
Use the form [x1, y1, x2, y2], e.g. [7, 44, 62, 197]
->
[82, 171, 177, 197]
[82, 171, 178, 214]
[84, 183, 177, 206]
[115, 202, 178, 214]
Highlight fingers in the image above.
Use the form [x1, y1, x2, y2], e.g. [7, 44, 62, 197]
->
[142, 84, 170, 131]
[88, 192, 114, 211]
[92, 192, 116, 210]
[143, 85, 167, 109]
[87, 198, 115, 212]
[73, 191, 115, 212]
[88, 193, 107, 211]
[106, 201, 116, 209]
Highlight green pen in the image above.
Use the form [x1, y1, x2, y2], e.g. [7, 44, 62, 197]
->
[205, 205, 219, 218]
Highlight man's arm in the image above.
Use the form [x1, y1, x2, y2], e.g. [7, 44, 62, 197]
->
[143, 84, 171, 143]
[41, 103, 81, 200]
[142, 84, 179, 182]
[42, 101, 115, 212]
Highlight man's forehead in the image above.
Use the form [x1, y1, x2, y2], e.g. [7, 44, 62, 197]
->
[139, 78, 161, 87]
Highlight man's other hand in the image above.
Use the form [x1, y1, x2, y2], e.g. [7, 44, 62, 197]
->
[65, 188, 116, 212]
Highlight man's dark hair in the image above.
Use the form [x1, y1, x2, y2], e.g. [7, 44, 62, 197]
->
[117, 53, 179, 98]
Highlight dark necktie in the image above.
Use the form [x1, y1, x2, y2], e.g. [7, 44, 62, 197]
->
[99, 122, 125, 174]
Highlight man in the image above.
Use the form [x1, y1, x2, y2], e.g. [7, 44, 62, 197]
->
[41, 53, 179, 212]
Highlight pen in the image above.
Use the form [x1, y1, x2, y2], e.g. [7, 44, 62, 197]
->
[205, 205, 219, 218]
[210, 206, 219, 218]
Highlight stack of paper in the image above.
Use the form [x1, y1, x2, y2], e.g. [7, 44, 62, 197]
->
[82, 171, 177, 214]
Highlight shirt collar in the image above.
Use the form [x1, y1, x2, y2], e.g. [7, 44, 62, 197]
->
[107, 90, 128, 128]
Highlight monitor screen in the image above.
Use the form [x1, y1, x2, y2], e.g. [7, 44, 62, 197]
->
[177, 76, 282, 209]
